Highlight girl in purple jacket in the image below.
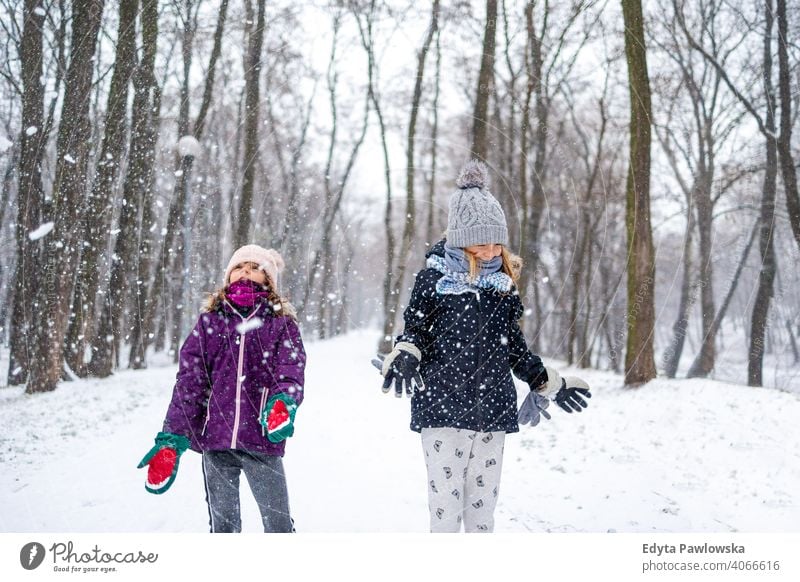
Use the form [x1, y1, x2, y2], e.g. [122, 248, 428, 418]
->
[138, 244, 306, 533]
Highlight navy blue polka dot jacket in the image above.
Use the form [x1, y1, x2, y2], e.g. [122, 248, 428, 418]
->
[396, 240, 545, 433]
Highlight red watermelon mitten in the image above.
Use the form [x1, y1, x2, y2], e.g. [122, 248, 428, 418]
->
[137, 432, 191, 494]
[260, 393, 298, 443]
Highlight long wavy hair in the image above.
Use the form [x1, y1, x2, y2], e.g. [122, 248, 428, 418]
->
[202, 276, 298, 320]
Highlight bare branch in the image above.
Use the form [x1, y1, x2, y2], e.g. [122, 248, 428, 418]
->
[671, 0, 768, 137]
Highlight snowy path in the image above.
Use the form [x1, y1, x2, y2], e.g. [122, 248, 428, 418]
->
[1, 331, 799, 533]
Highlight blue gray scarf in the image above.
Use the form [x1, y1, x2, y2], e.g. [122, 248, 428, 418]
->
[443, 242, 502, 275]
[428, 244, 512, 295]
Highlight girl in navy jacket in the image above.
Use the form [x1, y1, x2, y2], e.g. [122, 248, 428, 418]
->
[377, 161, 591, 533]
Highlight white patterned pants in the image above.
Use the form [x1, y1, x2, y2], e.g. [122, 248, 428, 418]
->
[421, 427, 506, 533]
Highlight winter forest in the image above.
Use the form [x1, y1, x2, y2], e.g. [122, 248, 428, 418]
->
[1, 0, 798, 393]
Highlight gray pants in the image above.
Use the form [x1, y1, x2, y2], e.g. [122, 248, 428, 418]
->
[201, 450, 293, 533]
[421, 427, 506, 533]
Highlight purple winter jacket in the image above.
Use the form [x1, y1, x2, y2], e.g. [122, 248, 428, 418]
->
[162, 298, 306, 457]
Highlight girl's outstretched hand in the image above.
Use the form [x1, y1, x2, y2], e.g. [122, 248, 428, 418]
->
[372, 343, 425, 397]
[137, 432, 191, 495]
[554, 377, 592, 413]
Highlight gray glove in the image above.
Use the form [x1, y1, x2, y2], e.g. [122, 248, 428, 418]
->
[518, 391, 551, 427]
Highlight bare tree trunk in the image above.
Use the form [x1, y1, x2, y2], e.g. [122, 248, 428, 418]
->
[663, 204, 695, 378]
[425, 29, 442, 246]
[373, 90, 395, 348]
[169, 0, 199, 362]
[577, 219, 597, 368]
[27, 0, 105, 393]
[307, 14, 341, 335]
[274, 83, 315, 249]
[687, 167, 716, 377]
[382, 0, 439, 350]
[776, 0, 800, 250]
[621, 0, 657, 386]
[0, 146, 18, 331]
[171, 156, 193, 363]
[314, 104, 369, 338]
[193, 0, 229, 140]
[688, 219, 759, 374]
[90, 0, 159, 377]
[498, 0, 518, 216]
[351, 2, 397, 353]
[652, 119, 698, 377]
[0, 144, 16, 240]
[335, 215, 359, 335]
[42, 0, 67, 142]
[302, 15, 337, 334]
[673, 0, 781, 385]
[470, 0, 497, 161]
[312, 95, 369, 336]
[568, 98, 607, 366]
[65, 0, 138, 377]
[517, 1, 591, 346]
[8, 0, 47, 386]
[234, 0, 266, 247]
[300, 11, 369, 337]
[748, 1, 778, 386]
[130, 0, 227, 368]
[127, 86, 161, 370]
[519, 1, 547, 348]
[600, 257, 623, 373]
[654, 8, 722, 378]
[787, 318, 799, 364]
[518, 0, 534, 297]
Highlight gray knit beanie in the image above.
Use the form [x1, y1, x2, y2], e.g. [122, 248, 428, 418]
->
[447, 160, 509, 247]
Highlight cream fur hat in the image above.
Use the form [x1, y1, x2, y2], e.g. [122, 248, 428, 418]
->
[224, 244, 285, 288]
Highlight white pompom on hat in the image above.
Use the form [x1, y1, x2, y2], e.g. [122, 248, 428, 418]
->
[224, 244, 285, 288]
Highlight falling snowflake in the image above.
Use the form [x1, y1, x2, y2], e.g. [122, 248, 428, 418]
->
[236, 317, 263, 334]
[177, 135, 201, 158]
[28, 222, 54, 240]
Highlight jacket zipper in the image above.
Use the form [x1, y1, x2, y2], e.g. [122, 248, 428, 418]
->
[202, 397, 212, 436]
[259, 385, 268, 437]
[475, 290, 485, 431]
[230, 304, 262, 449]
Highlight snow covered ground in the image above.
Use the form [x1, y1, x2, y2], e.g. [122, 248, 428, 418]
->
[1, 330, 799, 533]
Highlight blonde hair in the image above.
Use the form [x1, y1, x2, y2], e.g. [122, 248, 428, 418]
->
[202, 276, 298, 320]
[465, 246, 522, 288]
